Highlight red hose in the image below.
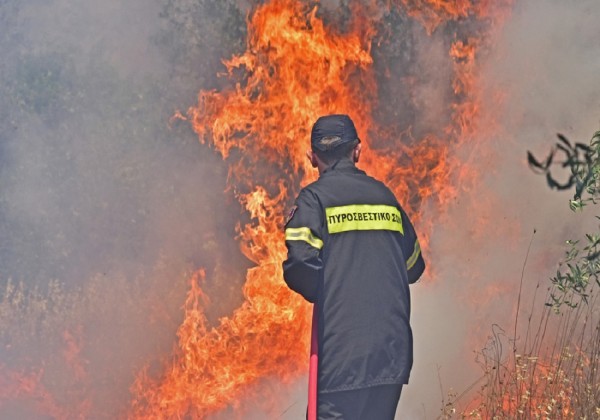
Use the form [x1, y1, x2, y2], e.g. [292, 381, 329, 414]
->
[307, 305, 318, 420]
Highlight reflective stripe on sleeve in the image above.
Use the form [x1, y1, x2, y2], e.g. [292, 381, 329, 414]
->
[406, 239, 421, 270]
[325, 204, 404, 234]
[285, 227, 324, 250]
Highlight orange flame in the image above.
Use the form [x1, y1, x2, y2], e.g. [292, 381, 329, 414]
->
[130, 4, 499, 420]
[62, 326, 88, 383]
[392, 0, 513, 34]
[128, 0, 516, 417]
[392, 0, 473, 34]
[189, 1, 375, 183]
[0, 365, 85, 419]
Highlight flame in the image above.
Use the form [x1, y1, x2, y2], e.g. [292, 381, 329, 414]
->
[62, 326, 88, 383]
[7, 1, 596, 417]
[128, 0, 515, 417]
[188, 0, 376, 183]
[0, 364, 91, 419]
[129, 1, 378, 415]
[392, 0, 473, 34]
[464, 352, 580, 418]
[0, 0, 522, 418]
[392, 0, 513, 34]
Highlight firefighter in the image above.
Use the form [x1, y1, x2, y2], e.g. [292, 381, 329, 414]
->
[283, 114, 425, 419]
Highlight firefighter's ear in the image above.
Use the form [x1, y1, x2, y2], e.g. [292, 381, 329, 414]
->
[306, 150, 318, 168]
[353, 143, 362, 163]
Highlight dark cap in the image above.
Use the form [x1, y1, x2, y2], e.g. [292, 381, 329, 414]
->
[311, 114, 359, 152]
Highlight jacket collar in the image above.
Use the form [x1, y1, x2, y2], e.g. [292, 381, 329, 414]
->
[321, 159, 364, 177]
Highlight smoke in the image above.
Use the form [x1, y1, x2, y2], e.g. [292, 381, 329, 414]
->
[0, 0, 251, 417]
[0, 0, 249, 287]
[401, 0, 600, 417]
[1, 0, 599, 418]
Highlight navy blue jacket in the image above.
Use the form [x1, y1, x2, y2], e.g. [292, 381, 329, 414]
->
[283, 159, 425, 393]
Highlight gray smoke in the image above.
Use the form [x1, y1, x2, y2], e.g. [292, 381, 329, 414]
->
[400, 0, 600, 418]
[1, 0, 599, 418]
[0, 0, 250, 289]
[0, 0, 251, 417]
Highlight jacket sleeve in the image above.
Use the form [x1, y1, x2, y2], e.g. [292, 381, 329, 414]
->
[399, 207, 425, 284]
[282, 189, 324, 303]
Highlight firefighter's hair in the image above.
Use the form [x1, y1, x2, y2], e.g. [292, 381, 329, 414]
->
[313, 137, 359, 164]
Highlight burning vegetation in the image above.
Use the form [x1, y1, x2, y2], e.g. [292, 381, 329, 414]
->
[129, 0, 511, 416]
[1, 0, 599, 418]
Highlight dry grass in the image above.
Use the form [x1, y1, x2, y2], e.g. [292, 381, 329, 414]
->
[0, 259, 190, 418]
[440, 277, 600, 419]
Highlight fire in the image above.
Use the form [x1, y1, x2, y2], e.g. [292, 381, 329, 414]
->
[130, 1, 378, 415]
[62, 326, 88, 383]
[0, 366, 76, 419]
[0, 0, 522, 418]
[392, 0, 473, 34]
[392, 0, 513, 34]
[129, 0, 512, 418]
[188, 0, 375, 181]
[462, 350, 585, 418]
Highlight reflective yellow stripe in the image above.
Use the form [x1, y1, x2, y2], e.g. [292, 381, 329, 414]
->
[285, 227, 324, 250]
[406, 240, 421, 270]
[325, 204, 403, 234]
